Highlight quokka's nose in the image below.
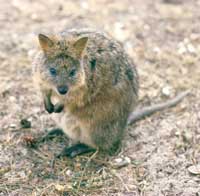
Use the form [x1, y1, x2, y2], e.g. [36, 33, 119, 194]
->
[57, 85, 68, 95]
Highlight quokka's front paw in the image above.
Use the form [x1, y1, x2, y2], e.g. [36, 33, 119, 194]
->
[43, 91, 64, 113]
[44, 97, 54, 113]
[54, 103, 64, 113]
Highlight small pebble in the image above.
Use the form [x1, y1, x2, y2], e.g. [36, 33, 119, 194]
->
[187, 43, 196, 54]
[112, 156, 131, 169]
[188, 165, 200, 175]
[55, 184, 65, 192]
[66, 169, 73, 177]
[162, 85, 173, 97]
[114, 158, 123, 163]
[9, 123, 17, 128]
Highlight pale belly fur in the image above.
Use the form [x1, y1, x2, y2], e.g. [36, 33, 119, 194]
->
[50, 94, 95, 147]
[51, 111, 95, 147]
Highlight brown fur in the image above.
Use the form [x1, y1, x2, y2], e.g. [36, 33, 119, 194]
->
[32, 28, 139, 154]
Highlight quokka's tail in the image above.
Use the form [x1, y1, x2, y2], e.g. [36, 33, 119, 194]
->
[127, 90, 190, 125]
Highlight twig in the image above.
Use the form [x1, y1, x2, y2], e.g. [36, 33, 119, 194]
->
[77, 150, 99, 192]
[110, 170, 130, 192]
[39, 183, 54, 196]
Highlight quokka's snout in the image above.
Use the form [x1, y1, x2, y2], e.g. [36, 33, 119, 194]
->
[57, 85, 68, 95]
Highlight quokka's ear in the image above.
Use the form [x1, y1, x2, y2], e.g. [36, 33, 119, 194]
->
[38, 34, 54, 53]
[73, 37, 88, 57]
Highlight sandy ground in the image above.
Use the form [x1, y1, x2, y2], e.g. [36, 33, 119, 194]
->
[0, 0, 200, 195]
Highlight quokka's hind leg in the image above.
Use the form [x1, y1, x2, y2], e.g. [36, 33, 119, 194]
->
[96, 136, 122, 156]
[92, 121, 125, 156]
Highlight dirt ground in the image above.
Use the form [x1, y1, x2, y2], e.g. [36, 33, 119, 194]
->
[0, 0, 200, 195]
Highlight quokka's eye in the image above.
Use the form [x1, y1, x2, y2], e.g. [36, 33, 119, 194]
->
[49, 68, 57, 76]
[69, 69, 76, 77]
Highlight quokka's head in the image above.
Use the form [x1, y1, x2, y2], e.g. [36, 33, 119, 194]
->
[37, 34, 88, 96]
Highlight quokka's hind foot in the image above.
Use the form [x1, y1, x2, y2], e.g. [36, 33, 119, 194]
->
[51, 144, 96, 168]
[37, 128, 64, 143]
[56, 143, 96, 159]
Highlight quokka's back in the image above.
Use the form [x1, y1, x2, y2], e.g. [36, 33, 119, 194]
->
[33, 28, 139, 155]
